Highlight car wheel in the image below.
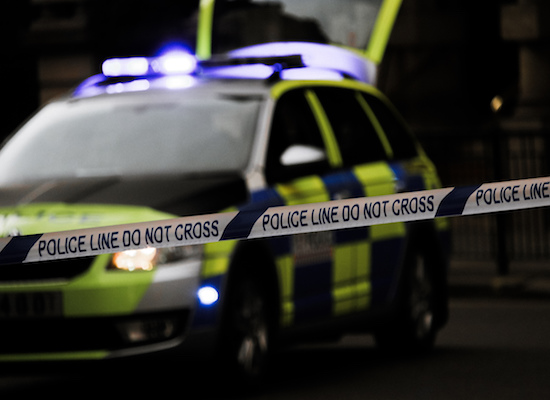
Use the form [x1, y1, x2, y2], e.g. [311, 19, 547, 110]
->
[408, 252, 436, 348]
[375, 248, 438, 353]
[221, 273, 271, 385]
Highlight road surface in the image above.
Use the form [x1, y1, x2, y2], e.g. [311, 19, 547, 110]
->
[1, 298, 550, 399]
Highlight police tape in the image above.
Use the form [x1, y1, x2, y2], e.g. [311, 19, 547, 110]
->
[1, 175, 550, 266]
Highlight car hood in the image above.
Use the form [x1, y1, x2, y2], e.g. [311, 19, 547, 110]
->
[0, 175, 247, 236]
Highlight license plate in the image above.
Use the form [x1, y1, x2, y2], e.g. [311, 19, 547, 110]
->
[0, 292, 63, 318]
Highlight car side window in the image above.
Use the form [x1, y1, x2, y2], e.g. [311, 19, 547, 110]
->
[314, 87, 388, 167]
[359, 92, 419, 160]
[266, 89, 330, 183]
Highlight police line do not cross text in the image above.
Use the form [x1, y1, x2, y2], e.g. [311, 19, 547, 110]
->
[1, 176, 550, 266]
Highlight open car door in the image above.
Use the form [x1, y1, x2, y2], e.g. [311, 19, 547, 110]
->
[196, 0, 402, 82]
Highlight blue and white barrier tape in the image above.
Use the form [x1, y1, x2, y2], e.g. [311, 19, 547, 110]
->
[1, 176, 549, 266]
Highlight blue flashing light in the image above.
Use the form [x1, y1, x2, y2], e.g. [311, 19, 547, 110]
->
[102, 57, 149, 77]
[197, 286, 219, 306]
[152, 51, 197, 75]
[77, 41, 372, 99]
[101, 51, 197, 78]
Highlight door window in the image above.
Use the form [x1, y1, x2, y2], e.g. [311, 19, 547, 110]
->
[359, 92, 419, 160]
[314, 87, 388, 167]
[266, 89, 330, 183]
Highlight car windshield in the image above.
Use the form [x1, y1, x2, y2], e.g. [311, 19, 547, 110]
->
[0, 91, 261, 185]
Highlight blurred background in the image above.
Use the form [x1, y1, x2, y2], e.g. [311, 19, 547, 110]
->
[2, 0, 548, 278]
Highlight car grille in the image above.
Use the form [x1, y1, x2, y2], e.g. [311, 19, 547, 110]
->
[0, 257, 95, 283]
[0, 310, 190, 354]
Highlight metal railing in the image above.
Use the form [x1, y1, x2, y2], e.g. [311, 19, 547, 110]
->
[418, 125, 550, 274]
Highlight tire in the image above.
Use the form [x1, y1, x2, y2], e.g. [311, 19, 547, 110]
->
[220, 271, 272, 386]
[407, 251, 437, 349]
[374, 246, 441, 353]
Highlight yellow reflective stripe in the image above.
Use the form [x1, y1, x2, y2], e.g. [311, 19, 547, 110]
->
[276, 175, 330, 205]
[356, 241, 370, 282]
[201, 257, 229, 279]
[365, 0, 403, 64]
[332, 241, 371, 316]
[202, 240, 237, 278]
[0, 351, 109, 362]
[353, 162, 395, 196]
[371, 222, 406, 241]
[276, 254, 294, 326]
[271, 78, 392, 100]
[196, 0, 215, 60]
[333, 286, 356, 316]
[304, 89, 344, 168]
[333, 243, 355, 315]
[356, 92, 394, 159]
[356, 280, 370, 310]
[333, 244, 354, 287]
[353, 162, 406, 241]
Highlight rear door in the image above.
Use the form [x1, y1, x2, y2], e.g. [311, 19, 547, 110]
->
[262, 83, 407, 327]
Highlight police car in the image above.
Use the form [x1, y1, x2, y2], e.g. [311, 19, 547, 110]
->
[0, 41, 449, 381]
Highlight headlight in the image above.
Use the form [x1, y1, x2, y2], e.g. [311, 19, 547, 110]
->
[109, 245, 203, 271]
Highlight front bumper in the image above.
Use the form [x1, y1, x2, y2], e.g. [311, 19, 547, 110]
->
[0, 309, 191, 360]
[0, 255, 204, 361]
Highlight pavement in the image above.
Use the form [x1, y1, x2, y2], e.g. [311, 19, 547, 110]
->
[449, 259, 550, 299]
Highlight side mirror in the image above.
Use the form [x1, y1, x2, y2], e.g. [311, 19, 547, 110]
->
[280, 145, 327, 166]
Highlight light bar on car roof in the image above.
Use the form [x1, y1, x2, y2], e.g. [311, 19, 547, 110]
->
[102, 51, 304, 80]
[102, 51, 198, 77]
[76, 42, 372, 98]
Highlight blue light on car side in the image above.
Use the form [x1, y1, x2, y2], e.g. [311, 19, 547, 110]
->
[197, 286, 219, 306]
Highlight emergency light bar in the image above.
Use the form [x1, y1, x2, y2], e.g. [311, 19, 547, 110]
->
[99, 42, 372, 81]
[76, 42, 376, 98]
[102, 51, 198, 77]
[102, 52, 303, 79]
